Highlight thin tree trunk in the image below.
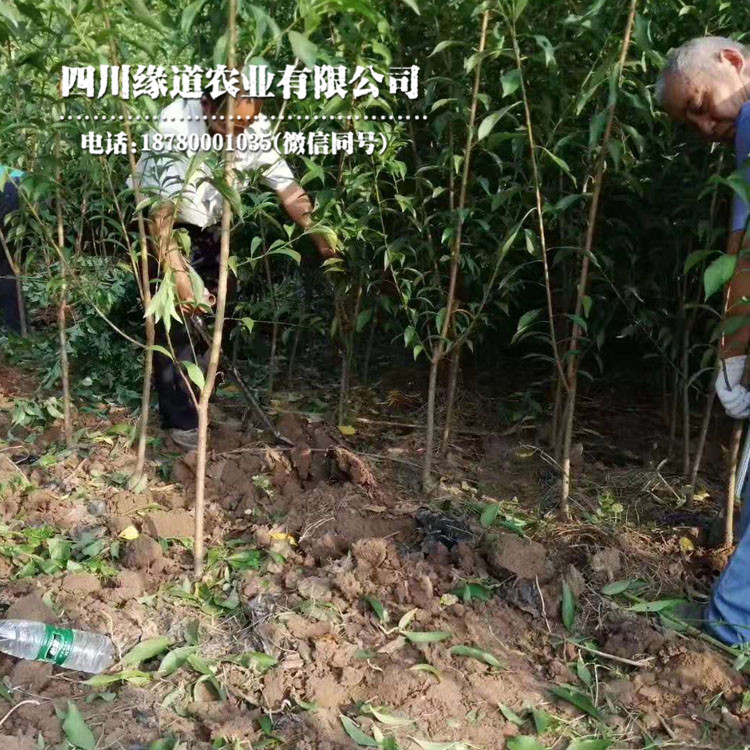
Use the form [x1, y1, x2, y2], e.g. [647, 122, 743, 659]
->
[102, 6, 155, 483]
[559, 0, 638, 517]
[440, 344, 461, 455]
[510, 19, 566, 392]
[667, 366, 679, 457]
[263, 254, 279, 400]
[681, 319, 691, 477]
[422, 9, 490, 491]
[362, 303, 379, 384]
[194, 0, 237, 578]
[54, 140, 73, 447]
[338, 285, 362, 425]
[687, 389, 715, 507]
[726, 421, 742, 547]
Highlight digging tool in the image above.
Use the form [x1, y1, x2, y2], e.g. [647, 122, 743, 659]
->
[188, 316, 293, 447]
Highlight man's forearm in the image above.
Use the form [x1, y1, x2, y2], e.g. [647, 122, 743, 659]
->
[722, 230, 750, 357]
[148, 201, 194, 303]
[277, 182, 335, 257]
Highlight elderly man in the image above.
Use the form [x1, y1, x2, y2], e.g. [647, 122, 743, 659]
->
[129, 76, 336, 450]
[656, 36, 750, 645]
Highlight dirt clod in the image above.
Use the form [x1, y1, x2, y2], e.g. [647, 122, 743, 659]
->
[123, 534, 163, 569]
[6, 594, 56, 624]
[143, 511, 193, 539]
[61, 572, 101, 594]
[486, 532, 548, 580]
[10, 660, 53, 691]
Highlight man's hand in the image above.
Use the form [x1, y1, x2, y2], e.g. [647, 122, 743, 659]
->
[716, 355, 750, 419]
[313, 236, 339, 260]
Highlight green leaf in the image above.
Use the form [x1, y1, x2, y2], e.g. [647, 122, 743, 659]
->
[628, 598, 684, 613]
[288, 31, 317, 68]
[534, 35, 556, 67]
[478, 111, 504, 142]
[181, 0, 208, 33]
[704, 254, 736, 299]
[364, 596, 388, 622]
[181, 361, 205, 391]
[429, 40, 465, 57]
[576, 656, 592, 687]
[361, 704, 414, 726]
[158, 646, 196, 677]
[63, 702, 96, 750]
[540, 147, 575, 181]
[513, 0, 529, 20]
[450, 644, 503, 668]
[340, 715, 378, 746]
[404, 631, 452, 643]
[409, 663, 441, 680]
[147, 344, 174, 360]
[498, 703, 525, 726]
[480, 502, 500, 528]
[122, 636, 171, 667]
[268, 247, 302, 263]
[601, 579, 636, 596]
[400, 0, 420, 14]
[507, 738, 546, 750]
[125, 0, 166, 33]
[531, 707, 552, 734]
[561, 580, 575, 631]
[549, 686, 602, 720]
[567, 740, 612, 750]
[83, 670, 151, 687]
[684, 249, 714, 273]
[501, 69, 522, 98]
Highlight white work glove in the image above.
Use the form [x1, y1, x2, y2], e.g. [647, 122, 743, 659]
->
[716, 356, 750, 419]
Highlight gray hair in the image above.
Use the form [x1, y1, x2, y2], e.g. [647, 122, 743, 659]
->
[655, 36, 750, 106]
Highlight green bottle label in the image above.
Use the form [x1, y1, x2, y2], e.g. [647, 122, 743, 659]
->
[36, 625, 75, 666]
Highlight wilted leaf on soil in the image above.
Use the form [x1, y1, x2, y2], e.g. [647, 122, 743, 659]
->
[361, 703, 414, 726]
[600, 579, 637, 596]
[398, 607, 418, 631]
[450, 644, 504, 668]
[364, 596, 388, 622]
[158, 646, 196, 677]
[63, 702, 96, 750]
[404, 631, 452, 644]
[84, 670, 152, 687]
[561, 580, 575, 631]
[507, 737, 546, 750]
[338, 425, 357, 435]
[531, 707, 553, 734]
[122, 636, 171, 666]
[549, 686, 602, 720]
[340, 715, 379, 746]
[576, 657, 592, 687]
[498, 703, 525, 726]
[118, 525, 139, 540]
[480, 502, 500, 528]
[567, 739, 612, 750]
[409, 663, 441, 681]
[628, 598, 684, 613]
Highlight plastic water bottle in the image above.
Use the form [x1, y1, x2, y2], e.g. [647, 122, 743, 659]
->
[0, 620, 115, 674]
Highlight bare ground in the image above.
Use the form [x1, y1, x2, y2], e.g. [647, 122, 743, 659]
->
[0, 365, 748, 749]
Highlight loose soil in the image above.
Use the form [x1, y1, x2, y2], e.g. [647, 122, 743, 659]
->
[0, 363, 747, 749]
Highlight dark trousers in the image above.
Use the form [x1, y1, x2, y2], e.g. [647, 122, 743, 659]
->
[0, 179, 25, 333]
[150, 223, 237, 430]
